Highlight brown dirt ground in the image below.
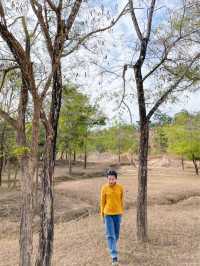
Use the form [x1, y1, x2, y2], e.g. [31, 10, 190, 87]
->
[0, 159, 200, 265]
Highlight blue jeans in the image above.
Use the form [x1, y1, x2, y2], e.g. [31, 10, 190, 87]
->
[104, 215, 122, 259]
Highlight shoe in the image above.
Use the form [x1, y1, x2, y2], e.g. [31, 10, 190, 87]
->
[112, 257, 118, 265]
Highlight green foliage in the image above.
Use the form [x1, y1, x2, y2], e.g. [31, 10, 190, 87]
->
[166, 111, 200, 161]
[152, 110, 172, 126]
[25, 122, 46, 158]
[88, 124, 138, 155]
[11, 145, 30, 157]
[57, 83, 106, 155]
[153, 126, 168, 154]
[0, 120, 16, 158]
[169, 64, 200, 84]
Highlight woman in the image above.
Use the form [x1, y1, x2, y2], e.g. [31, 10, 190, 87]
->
[100, 170, 124, 265]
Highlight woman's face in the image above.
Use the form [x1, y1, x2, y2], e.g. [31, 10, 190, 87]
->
[107, 175, 117, 186]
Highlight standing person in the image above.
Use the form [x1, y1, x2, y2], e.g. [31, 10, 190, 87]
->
[100, 170, 124, 265]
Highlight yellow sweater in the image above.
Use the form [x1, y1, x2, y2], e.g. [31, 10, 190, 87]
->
[100, 183, 124, 216]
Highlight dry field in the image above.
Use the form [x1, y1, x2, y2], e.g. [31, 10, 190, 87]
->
[0, 159, 200, 265]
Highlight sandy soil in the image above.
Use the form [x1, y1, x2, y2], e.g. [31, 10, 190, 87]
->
[0, 160, 200, 265]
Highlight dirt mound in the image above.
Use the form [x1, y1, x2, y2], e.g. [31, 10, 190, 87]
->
[149, 156, 180, 167]
[176, 196, 200, 207]
[87, 152, 118, 163]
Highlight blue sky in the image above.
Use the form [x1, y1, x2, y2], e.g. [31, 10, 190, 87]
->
[63, 0, 200, 124]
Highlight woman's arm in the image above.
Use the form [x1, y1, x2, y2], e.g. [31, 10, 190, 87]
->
[121, 186, 124, 211]
[100, 187, 106, 216]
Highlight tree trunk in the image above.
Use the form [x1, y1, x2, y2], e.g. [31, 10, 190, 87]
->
[181, 156, 184, 170]
[7, 160, 11, 188]
[60, 151, 64, 160]
[0, 124, 6, 187]
[134, 62, 149, 242]
[13, 165, 18, 188]
[18, 82, 35, 266]
[73, 150, 76, 162]
[34, 160, 39, 209]
[192, 155, 199, 175]
[84, 134, 87, 169]
[36, 63, 62, 266]
[15, 73, 40, 266]
[35, 135, 54, 266]
[69, 149, 72, 176]
[118, 129, 121, 164]
[118, 149, 121, 164]
[19, 155, 33, 266]
[130, 151, 137, 168]
[0, 156, 4, 186]
[137, 121, 149, 241]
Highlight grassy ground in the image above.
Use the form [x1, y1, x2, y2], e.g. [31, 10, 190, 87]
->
[0, 159, 200, 265]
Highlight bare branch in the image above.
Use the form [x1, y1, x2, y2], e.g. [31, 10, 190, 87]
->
[30, 0, 53, 55]
[46, 0, 57, 12]
[0, 22, 27, 67]
[0, 65, 19, 91]
[123, 100, 133, 125]
[8, 16, 23, 28]
[91, 61, 121, 78]
[146, 0, 156, 40]
[0, 0, 6, 25]
[58, 0, 63, 11]
[31, 22, 39, 40]
[64, 0, 83, 39]
[143, 27, 200, 82]
[129, 0, 143, 41]
[143, 55, 166, 81]
[40, 69, 54, 100]
[179, 0, 186, 37]
[62, 3, 128, 57]
[147, 52, 200, 120]
[40, 107, 53, 137]
[22, 16, 30, 56]
[119, 64, 128, 109]
[44, 2, 49, 31]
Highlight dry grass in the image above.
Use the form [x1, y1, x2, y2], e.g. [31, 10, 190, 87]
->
[0, 160, 200, 265]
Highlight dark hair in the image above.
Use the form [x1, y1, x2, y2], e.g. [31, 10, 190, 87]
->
[106, 170, 117, 179]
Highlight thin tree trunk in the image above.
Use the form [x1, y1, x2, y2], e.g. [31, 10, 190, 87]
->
[130, 151, 137, 167]
[36, 64, 62, 266]
[0, 156, 4, 186]
[34, 160, 39, 209]
[19, 156, 33, 266]
[35, 135, 54, 266]
[0, 124, 6, 187]
[118, 148, 121, 164]
[7, 160, 11, 188]
[134, 62, 149, 242]
[84, 133, 87, 169]
[73, 150, 76, 162]
[137, 121, 149, 241]
[118, 129, 121, 164]
[69, 149, 72, 176]
[192, 155, 199, 175]
[181, 156, 184, 170]
[13, 165, 18, 188]
[18, 82, 34, 266]
[60, 151, 64, 160]
[18, 80, 40, 266]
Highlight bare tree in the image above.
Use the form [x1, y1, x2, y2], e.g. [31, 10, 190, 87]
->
[0, 0, 128, 264]
[125, 0, 200, 241]
[30, 1, 128, 263]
